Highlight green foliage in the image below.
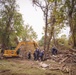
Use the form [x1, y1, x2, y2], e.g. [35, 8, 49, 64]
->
[54, 35, 69, 50]
[39, 36, 44, 46]
[48, 0, 54, 2]
[21, 25, 37, 41]
[0, 0, 24, 48]
[47, 0, 65, 47]
[0, 0, 38, 49]
[48, 0, 61, 3]
[14, 12, 24, 36]
[64, 0, 76, 48]
[60, 35, 68, 45]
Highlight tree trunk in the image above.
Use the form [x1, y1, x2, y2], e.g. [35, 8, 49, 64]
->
[72, 25, 76, 49]
[1, 33, 6, 50]
[68, 0, 75, 49]
[53, 31, 56, 47]
[47, 26, 54, 52]
[44, 5, 48, 58]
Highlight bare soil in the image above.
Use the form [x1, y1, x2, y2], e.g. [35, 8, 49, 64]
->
[0, 53, 76, 75]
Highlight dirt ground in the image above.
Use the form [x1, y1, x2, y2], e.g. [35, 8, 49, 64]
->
[0, 59, 64, 75]
[0, 53, 76, 75]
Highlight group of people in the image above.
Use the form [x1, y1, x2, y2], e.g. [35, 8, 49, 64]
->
[27, 47, 58, 61]
[33, 48, 44, 61]
[27, 48, 44, 61]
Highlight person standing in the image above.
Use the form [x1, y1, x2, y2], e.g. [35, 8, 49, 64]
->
[27, 50, 31, 59]
[36, 48, 40, 60]
[39, 50, 44, 61]
[33, 50, 37, 60]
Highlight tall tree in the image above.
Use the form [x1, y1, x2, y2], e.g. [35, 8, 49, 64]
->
[32, 0, 53, 57]
[64, 0, 76, 48]
[0, 0, 24, 49]
[45, 0, 65, 51]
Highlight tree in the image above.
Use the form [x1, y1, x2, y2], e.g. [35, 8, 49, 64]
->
[21, 24, 37, 41]
[0, 0, 24, 49]
[65, 0, 76, 49]
[32, 0, 54, 57]
[54, 34, 69, 50]
[32, 0, 67, 58]
[39, 36, 44, 46]
[46, 0, 65, 51]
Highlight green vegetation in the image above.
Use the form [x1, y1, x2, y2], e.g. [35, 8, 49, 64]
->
[0, 0, 37, 50]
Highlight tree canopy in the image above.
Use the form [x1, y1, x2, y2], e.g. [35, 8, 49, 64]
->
[0, 0, 37, 49]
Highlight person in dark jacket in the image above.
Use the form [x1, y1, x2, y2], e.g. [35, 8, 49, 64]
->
[39, 50, 44, 61]
[33, 51, 37, 60]
[27, 50, 31, 59]
[35, 48, 40, 60]
[51, 47, 57, 55]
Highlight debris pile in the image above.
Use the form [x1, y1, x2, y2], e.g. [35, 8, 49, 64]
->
[39, 53, 76, 73]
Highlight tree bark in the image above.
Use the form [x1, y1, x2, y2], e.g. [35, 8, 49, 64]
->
[72, 25, 76, 49]
[47, 26, 54, 52]
[44, 5, 48, 58]
[68, 0, 76, 49]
